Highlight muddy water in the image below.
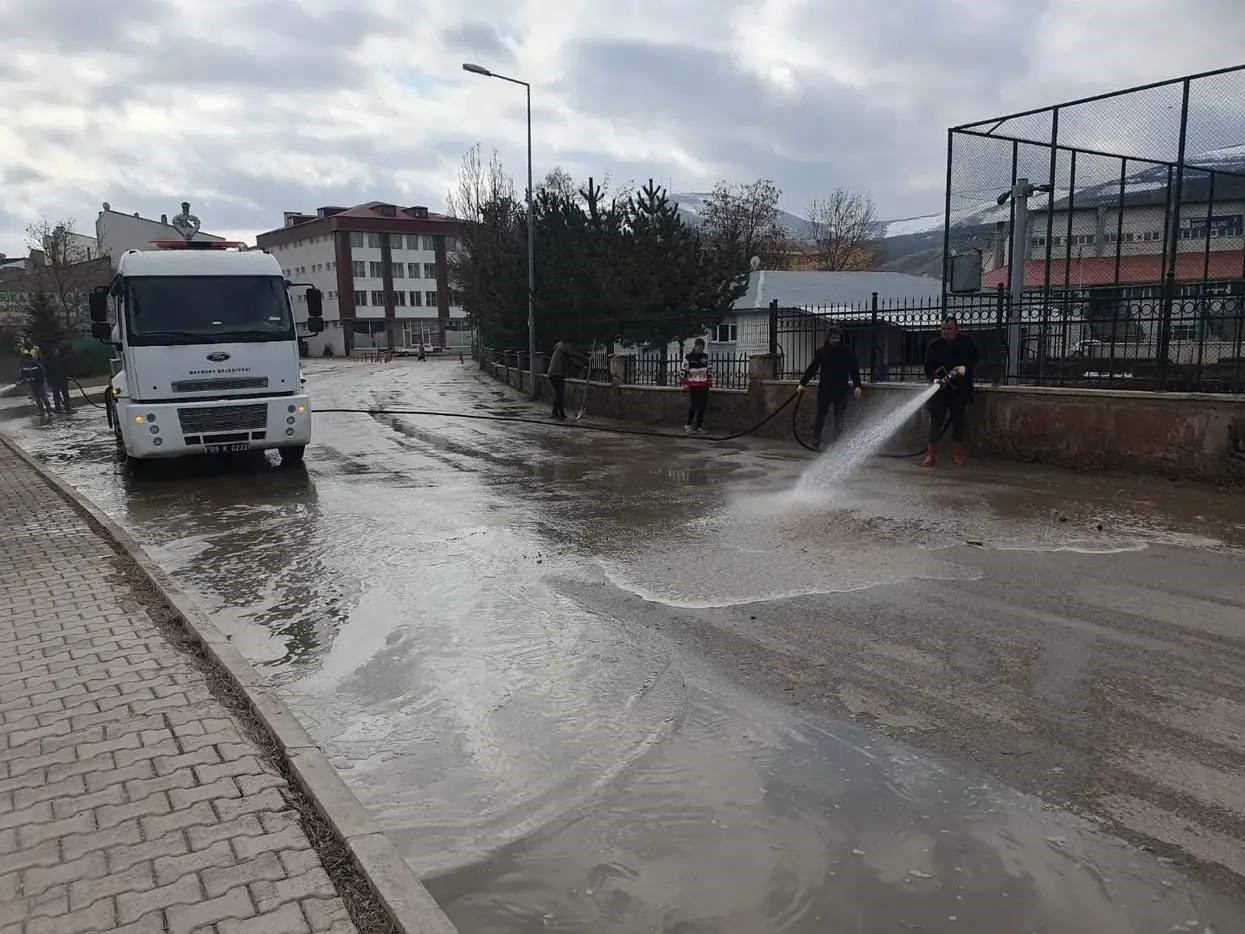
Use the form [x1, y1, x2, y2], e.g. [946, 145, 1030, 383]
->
[4, 362, 1245, 932]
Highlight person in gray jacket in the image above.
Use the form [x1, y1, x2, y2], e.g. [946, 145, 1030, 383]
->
[546, 340, 585, 419]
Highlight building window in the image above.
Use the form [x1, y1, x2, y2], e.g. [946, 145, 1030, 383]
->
[425, 290, 438, 307]
[713, 323, 738, 343]
[423, 263, 436, 279]
[450, 291, 463, 306]
[447, 236, 460, 253]
[421, 235, 435, 251]
[350, 232, 364, 248]
[394, 291, 406, 306]
[401, 235, 415, 250]
[392, 263, 405, 278]
[1030, 236, 1046, 247]
[367, 233, 382, 249]
[354, 291, 367, 306]
[1070, 234, 1095, 246]
[351, 260, 366, 278]
[410, 291, 422, 307]
[371, 290, 385, 306]
[408, 263, 420, 278]
[368, 261, 383, 278]
[1050, 236, 1063, 246]
[327, 261, 334, 270]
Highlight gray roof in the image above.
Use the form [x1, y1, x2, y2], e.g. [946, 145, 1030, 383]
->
[735, 270, 943, 310]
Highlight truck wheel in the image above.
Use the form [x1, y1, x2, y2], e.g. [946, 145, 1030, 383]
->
[279, 445, 306, 467]
[111, 405, 126, 454]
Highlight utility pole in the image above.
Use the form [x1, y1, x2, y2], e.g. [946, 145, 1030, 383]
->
[998, 178, 1051, 382]
[463, 62, 538, 399]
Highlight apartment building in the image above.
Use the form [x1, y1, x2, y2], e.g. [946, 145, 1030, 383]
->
[254, 202, 468, 356]
[983, 160, 1245, 290]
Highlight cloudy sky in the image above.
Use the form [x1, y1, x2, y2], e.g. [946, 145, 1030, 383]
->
[2, 0, 1243, 251]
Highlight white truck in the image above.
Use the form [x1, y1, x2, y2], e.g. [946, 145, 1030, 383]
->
[89, 240, 324, 468]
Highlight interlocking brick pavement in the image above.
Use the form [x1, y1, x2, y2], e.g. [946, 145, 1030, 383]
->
[0, 443, 357, 933]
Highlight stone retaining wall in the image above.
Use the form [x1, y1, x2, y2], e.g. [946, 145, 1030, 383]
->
[480, 357, 1245, 479]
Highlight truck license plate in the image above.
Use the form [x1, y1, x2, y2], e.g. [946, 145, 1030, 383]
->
[204, 443, 250, 454]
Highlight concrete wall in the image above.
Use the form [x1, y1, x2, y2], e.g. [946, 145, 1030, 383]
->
[970, 385, 1245, 477]
[481, 356, 1245, 479]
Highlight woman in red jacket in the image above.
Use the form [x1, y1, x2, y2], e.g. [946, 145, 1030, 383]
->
[681, 338, 712, 434]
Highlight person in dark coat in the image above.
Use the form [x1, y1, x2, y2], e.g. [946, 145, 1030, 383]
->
[922, 315, 980, 467]
[796, 326, 862, 450]
[18, 352, 53, 419]
[42, 345, 73, 415]
[546, 340, 585, 419]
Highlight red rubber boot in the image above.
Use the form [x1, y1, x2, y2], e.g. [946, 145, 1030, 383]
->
[921, 443, 937, 468]
[952, 443, 966, 467]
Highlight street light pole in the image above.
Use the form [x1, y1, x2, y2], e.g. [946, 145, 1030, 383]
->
[463, 62, 538, 400]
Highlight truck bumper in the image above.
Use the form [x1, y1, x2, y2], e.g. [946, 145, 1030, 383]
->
[118, 395, 312, 459]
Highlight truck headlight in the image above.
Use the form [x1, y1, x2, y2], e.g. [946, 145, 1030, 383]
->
[149, 425, 160, 435]
[286, 416, 296, 425]
[134, 415, 145, 424]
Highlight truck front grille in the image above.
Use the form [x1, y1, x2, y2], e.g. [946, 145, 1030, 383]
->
[177, 404, 268, 434]
[172, 377, 268, 393]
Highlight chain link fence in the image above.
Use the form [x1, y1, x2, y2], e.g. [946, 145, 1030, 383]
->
[943, 65, 1245, 391]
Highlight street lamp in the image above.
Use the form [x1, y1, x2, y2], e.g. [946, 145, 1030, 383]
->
[463, 62, 537, 400]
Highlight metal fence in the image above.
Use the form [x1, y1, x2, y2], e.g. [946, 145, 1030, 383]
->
[772, 280, 1245, 392]
[630, 352, 751, 390]
[934, 64, 1245, 392]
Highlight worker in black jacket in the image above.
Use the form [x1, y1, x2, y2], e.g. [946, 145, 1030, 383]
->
[922, 315, 980, 467]
[42, 345, 73, 415]
[796, 326, 862, 450]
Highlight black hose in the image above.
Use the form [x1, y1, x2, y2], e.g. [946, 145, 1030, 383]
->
[71, 377, 105, 409]
[314, 392, 800, 444]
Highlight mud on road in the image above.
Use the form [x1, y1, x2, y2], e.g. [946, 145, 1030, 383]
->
[5, 359, 1245, 933]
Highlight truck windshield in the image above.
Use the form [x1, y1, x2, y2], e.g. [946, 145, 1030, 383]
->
[125, 275, 294, 345]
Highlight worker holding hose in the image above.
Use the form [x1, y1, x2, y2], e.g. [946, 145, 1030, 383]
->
[923, 315, 980, 468]
[796, 326, 862, 451]
[546, 339, 586, 420]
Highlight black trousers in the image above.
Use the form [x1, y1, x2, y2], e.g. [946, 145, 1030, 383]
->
[549, 375, 567, 416]
[927, 394, 967, 443]
[686, 387, 709, 428]
[814, 393, 848, 443]
[51, 381, 72, 412]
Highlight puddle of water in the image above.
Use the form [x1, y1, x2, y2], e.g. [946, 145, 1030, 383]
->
[430, 685, 1245, 934]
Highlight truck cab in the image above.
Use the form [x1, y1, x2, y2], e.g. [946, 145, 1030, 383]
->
[90, 241, 321, 467]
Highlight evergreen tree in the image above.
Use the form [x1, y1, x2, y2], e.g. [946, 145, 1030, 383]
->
[24, 288, 66, 351]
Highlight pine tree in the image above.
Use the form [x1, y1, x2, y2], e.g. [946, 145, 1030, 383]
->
[23, 289, 66, 352]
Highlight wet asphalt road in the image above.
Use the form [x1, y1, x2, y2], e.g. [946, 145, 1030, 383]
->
[4, 359, 1245, 933]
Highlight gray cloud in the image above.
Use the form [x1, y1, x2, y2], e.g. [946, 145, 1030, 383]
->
[443, 21, 516, 63]
[1, 0, 1242, 252]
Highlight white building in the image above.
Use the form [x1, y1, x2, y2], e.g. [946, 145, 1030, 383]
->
[255, 203, 468, 356]
[95, 203, 223, 265]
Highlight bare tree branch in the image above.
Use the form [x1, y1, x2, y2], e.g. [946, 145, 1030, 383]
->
[807, 189, 880, 271]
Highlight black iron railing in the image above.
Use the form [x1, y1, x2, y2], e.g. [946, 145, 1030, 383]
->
[772, 279, 1245, 392]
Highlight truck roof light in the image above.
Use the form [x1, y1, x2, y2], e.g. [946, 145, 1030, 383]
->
[148, 240, 250, 251]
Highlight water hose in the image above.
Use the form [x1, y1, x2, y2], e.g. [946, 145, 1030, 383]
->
[71, 377, 106, 409]
[313, 391, 800, 444]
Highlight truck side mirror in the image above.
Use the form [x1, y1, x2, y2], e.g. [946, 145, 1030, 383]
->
[89, 286, 110, 323]
[306, 287, 323, 319]
[306, 318, 325, 334]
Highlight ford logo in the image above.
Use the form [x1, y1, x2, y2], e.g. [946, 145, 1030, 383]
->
[206, 352, 231, 362]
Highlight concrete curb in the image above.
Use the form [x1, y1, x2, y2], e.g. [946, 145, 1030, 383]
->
[0, 434, 459, 934]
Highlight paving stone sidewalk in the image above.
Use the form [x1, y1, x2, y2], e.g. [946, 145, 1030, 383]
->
[0, 442, 357, 934]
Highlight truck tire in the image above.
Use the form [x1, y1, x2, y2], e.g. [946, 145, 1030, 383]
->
[279, 445, 306, 467]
